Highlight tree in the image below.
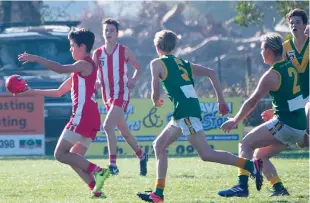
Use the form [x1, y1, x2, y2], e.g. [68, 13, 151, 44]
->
[233, 0, 309, 28]
[0, 1, 75, 24]
[233, 1, 264, 28]
[0, 1, 43, 23]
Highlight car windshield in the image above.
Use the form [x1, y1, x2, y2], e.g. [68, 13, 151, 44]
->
[0, 39, 74, 70]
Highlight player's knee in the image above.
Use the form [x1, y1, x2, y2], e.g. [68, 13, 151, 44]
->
[239, 137, 253, 151]
[152, 140, 165, 154]
[253, 152, 263, 160]
[54, 150, 64, 162]
[103, 123, 115, 134]
[200, 154, 211, 162]
[152, 140, 159, 152]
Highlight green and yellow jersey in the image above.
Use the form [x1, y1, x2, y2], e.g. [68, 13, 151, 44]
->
[158, 55, 201, 120]
[283, 38, 309, 98]
[269, 59, 306, 130]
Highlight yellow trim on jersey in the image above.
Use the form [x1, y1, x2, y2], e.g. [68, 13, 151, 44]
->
[159, 59, 168, 81]
[283, 39, 309, 73]
[283, 40, 291, 59]
[270, 59, 285, 67]
[269, 69, 282, 92]
[300, 45, 309, 73]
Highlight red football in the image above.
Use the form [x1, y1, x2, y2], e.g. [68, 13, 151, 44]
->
[5, 75, 27, 94]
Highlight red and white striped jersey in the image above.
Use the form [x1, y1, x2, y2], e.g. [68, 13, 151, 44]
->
[70, 56, 99, 123]
[95, 44, 130, 104]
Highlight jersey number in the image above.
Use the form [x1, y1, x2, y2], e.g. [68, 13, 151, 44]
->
[174, 58, 190, 81]
[288, 67, 300, 94]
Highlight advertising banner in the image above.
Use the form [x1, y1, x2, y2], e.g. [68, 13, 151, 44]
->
[86, 97, 243, 156]
[0, 94, 45, 155]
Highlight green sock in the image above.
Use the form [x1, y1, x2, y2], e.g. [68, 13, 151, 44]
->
[238, 175, 249, 187]
[243, 160, 254, 173]
[273, 182, 284, 191]
[153, 188, 164, 197]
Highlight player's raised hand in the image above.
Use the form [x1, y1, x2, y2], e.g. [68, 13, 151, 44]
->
[18, 52, 37, 64]
[219, 102, 229, 115]
[220, 118, 237, 133]
[261, 109, 274, 122]
[155, 98, 164, 107]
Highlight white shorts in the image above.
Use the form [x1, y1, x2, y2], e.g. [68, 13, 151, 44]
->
[170, 117, 203, 136]
[60, 129, 92, 148]
[264, 118, 305, 148]
[304, 98, 310, 111]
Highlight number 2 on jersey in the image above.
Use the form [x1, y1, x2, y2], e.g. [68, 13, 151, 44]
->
[288, 67, 300, 94]
[174, 58, 190, 81]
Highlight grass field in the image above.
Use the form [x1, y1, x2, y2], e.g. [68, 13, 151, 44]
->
[0, 153, 309, 203]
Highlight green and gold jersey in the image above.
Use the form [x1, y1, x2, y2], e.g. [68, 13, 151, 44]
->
[283, 38, 309, 98]
[269, 59, 306, 130]
[159, 55, 201, 120]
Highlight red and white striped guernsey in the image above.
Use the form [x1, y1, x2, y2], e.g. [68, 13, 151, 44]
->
[66, 56, 101, 139]
[96, 44, 130, 105]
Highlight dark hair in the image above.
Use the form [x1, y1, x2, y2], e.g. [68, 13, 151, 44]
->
[286, 8, 308, 24]
[68, 28, 95, 53]
[102, 18, 119, 32]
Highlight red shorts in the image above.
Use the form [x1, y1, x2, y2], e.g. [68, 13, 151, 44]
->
[105, 98, 129, 112]
[65, 114, 100, 140]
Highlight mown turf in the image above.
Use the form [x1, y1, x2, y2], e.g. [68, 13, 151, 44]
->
[0, 155, 308, 203]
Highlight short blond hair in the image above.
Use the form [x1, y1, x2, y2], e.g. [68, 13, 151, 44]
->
[154, 30, 179, 52]
[261, 33, 283, 56]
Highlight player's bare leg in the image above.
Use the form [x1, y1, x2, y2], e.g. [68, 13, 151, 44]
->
[54, 130, 110, 193]
[55, 137, 98, 172]
[297, 102, 310, 148]
[218, 123, 280, 197]
[137, 123, 182, 202]
[102, 105, 124, 174]
[187, 130, 263, 181]
[254, 144, 289, 196]
[70, 144, 92, 184]
[70, 144, 105, 198]
[117, 116, 148, 176]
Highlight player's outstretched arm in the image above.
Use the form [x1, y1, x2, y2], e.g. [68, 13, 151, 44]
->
[19, 77, 72, 97]
[221, 71, 279, 132]
[191, 63, 228, 113]
[150, 59, 164, 107]
[18, 52, 91, 74]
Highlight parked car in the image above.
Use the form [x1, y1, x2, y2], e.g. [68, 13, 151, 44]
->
[0, 21, 81, 154]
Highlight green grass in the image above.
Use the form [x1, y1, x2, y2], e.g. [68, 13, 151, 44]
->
[0, 156, 308, 203]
